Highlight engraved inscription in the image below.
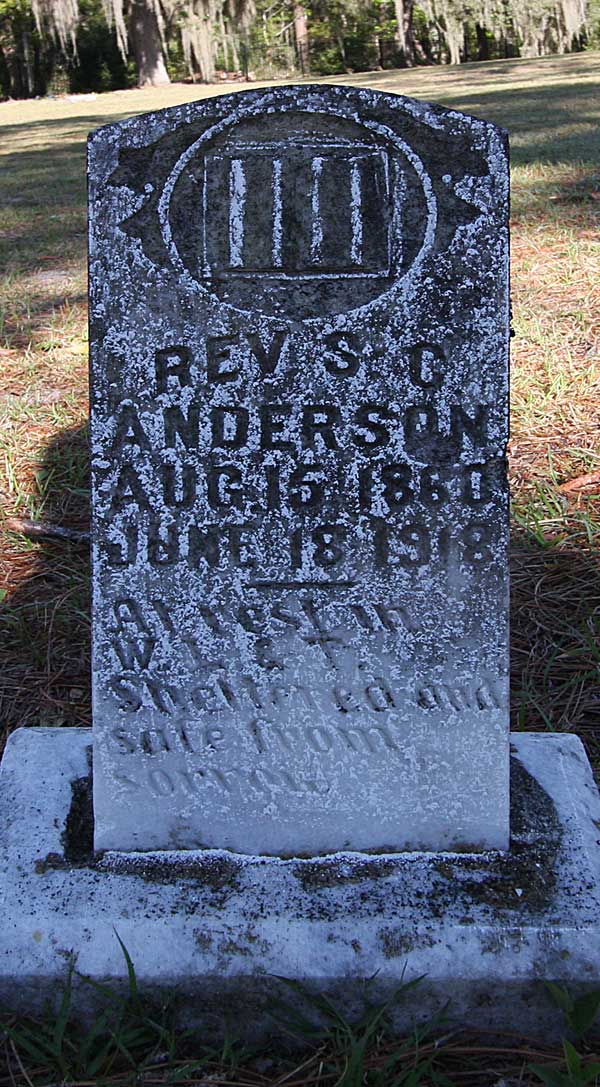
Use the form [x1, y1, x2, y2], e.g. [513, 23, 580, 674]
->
[96, 330, 500, 579]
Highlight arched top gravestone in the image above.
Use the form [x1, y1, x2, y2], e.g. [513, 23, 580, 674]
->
[88, 84, 510, 855]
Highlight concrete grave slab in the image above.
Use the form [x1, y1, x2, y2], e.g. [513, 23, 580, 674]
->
[1, 728, 599, 1039]
[89, 85, 510, 855]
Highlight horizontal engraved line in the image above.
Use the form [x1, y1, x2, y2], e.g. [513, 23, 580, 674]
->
[247, 580, 357, 590]
[220, 140, 377, 152]
[201, 270, 391, 280]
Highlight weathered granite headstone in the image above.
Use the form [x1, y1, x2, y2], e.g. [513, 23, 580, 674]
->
[89, 85, 510, 855]
[2, 85, 600, 1039]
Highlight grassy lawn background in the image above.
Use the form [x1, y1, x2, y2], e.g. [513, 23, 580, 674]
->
[0, 51, 599, 758]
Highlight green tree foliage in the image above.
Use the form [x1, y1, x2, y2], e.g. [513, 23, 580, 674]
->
[248, 0, 590, 73]
[588, 0, 600, 41]
[420, 0, 588, 64]
[0, 0, 50, 95]
[71, 0, 131, 90]
[99, 0, 256, 87]
[0, 0, 132, 98]
[0, 0, 594, 98]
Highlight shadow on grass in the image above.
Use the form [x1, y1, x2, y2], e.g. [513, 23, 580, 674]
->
[551, 171, 600, 203]
[1, 421, 600, 767]
[0, 422, 91, 753]
[0, 112, 125, 278]
[510, 536, 600, 760]
[0, 287, 88, 355]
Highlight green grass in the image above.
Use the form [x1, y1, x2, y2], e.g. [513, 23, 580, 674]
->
[2, 946, 600, 1087]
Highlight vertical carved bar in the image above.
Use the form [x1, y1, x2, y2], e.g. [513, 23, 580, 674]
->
[229, 159, 246, 268]
[350, 159, 363, 266]
[390, 158, 405, 271]
[310, 156, 324, 264]
[272, 159, 283, 269]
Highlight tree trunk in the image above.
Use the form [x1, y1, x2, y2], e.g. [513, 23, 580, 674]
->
[335, 30, 348, 69]
[218, 8, 229, 71]
[293, 2, 309, 74]
[230, 31, 240, 71]
[476, 23, 489, 60]
[128, 0, 170, 86]
[22, 31, 35, 95]
[448, 34, 461, 64]
[375, 34, 384, 67]
[3, 47, 21, 97]
[393, 0, 415, 66]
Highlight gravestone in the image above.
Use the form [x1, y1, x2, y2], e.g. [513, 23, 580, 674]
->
[2, 84, 600, 1039]
[88, 85, 510, 855]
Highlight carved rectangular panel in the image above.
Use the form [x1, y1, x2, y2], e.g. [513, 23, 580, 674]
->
[88, 86, 510, 855]
[201, 143, 392, 277]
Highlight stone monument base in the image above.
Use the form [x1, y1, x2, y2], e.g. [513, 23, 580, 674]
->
[1, 728, 599, 1041]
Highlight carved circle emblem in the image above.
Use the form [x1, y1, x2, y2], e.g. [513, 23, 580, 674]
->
[158, 100, 437, 322]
